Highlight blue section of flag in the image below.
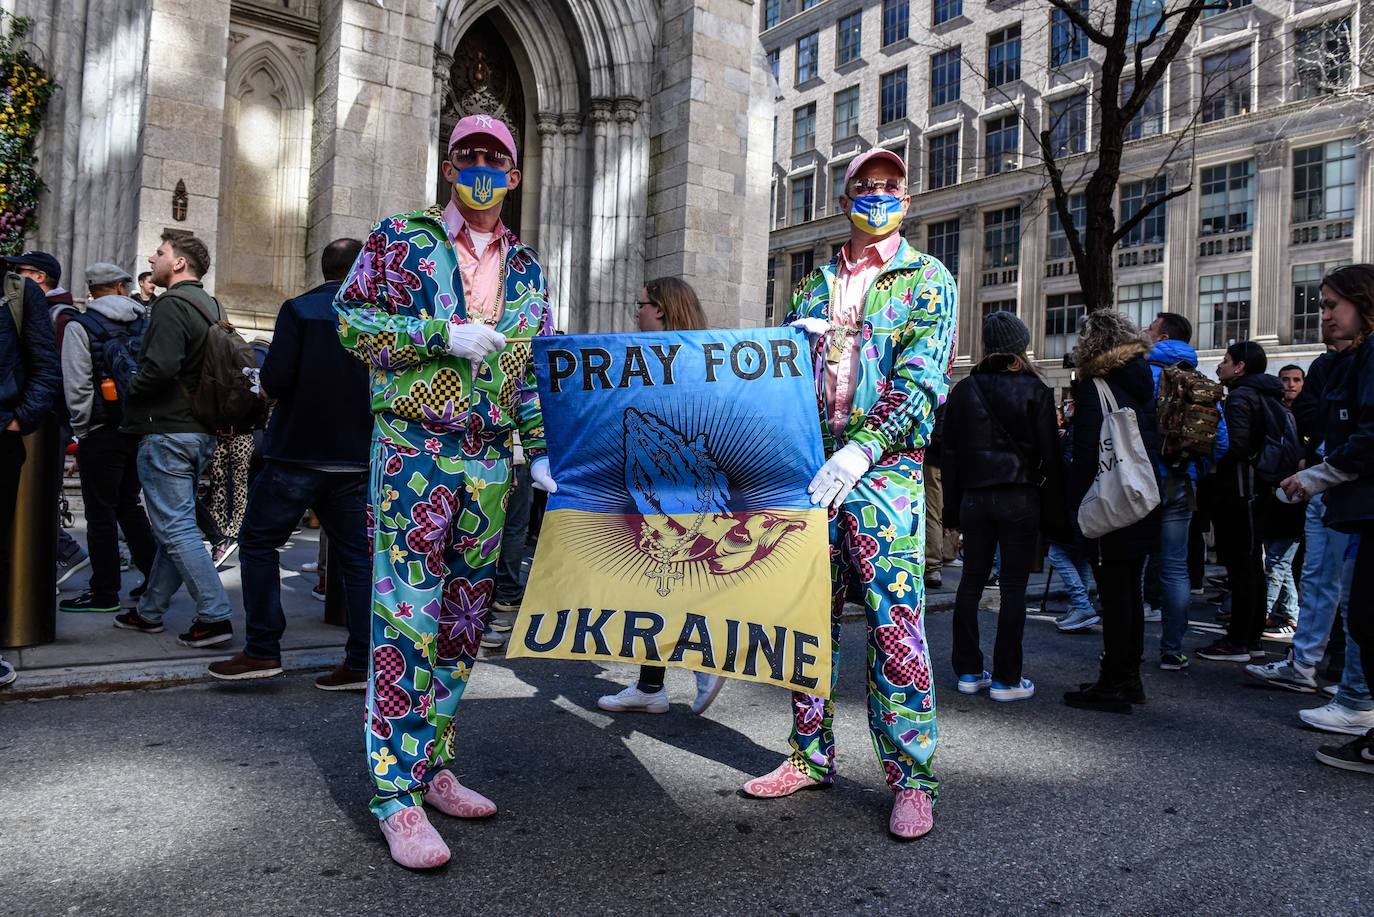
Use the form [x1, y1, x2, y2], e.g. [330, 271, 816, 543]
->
[533, 328, 824, 516]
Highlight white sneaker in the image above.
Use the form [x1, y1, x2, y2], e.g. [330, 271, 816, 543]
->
[493, 600, 521, 614]
[691, 672, 726, 715]
[300, 561, 321, 574]
[597, 684, 669, 714]
[1142, 604, 1162, 623]
[487, 614, 514, 633]
[1056, 607, 1100, 632]
[1299, 700, 1374, 736]
[990, 677, 1035, 702]
[1322, 684, 1339, 698]
[1244, 652, 1318, 693]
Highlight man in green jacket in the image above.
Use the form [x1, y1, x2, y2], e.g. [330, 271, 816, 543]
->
[113, 233, 235, 648]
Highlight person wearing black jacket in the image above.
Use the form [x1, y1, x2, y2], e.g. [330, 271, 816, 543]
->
[1062, 311, 1162, 713]
[942, 312, 1064, 702]
[1197, 340, 1285, 663]
[208, 239, 374, 691]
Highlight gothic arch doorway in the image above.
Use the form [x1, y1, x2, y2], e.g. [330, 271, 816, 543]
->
[439, 14, 528, 238]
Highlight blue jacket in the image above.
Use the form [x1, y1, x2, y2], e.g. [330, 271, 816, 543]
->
[0, 275, 61, 434]
[1147, 338, 1228, 482]
[261, 280, 372, 467]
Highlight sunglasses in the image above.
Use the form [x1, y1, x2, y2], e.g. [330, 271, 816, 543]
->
[848, 178, 906, 195]
[450, 146, 514, 171]
[631, 298, 659, 313]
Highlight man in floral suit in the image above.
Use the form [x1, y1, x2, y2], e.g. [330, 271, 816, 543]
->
[335, 114, 556, 869]
[742, 149, 957, 840]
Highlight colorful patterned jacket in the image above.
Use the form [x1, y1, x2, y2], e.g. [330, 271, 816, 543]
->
[334, 206, 552, 458]
[785, 238, 957, 461]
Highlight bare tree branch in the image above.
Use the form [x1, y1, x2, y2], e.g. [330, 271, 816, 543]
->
[1109, 183, 1193, 247]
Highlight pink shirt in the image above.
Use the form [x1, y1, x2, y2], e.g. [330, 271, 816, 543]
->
[826, 232, 903, 437]
[443, 200, 508, 324]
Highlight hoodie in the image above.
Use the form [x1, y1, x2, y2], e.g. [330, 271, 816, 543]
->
[1215, 371, 1286, 499]
[62, 294, 146, 438]
[1146, 338, 1229, 482]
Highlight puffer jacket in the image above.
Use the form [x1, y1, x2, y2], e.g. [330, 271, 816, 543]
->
[0, 275, 61, 434]
[1214, 372, 1286, 499]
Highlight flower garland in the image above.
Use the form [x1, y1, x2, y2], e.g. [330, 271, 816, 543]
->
[0, 14, 56, 256]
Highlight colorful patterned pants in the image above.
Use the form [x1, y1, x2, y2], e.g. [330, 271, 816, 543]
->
[787, 451, 938, 798]
[364, 420, 512, 820]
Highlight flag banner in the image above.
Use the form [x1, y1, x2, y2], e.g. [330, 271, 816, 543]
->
[508, 328, 833, 696]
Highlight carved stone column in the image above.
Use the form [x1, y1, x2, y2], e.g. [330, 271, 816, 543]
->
[1252, 140, 1287, 344]
[614, 98, 643, 331]
[535, 113, 564, 325]
[956, 206, 980, 363]
[1358, 129, 1374, 264]
[1163, 160, 1195, 331]
[1017, 193, 1044, 358]
[560, 113, 587, 332]
[587, 100, 616, 333]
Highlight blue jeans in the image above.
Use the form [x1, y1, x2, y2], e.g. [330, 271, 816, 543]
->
[494, 462, 532, 605]
[240, 462, 371, 670]
[1292, 495, 1351, 668]
[136, 432, 232, 624]
[1263, 537, 1299, 622]
[1047, 542, 1095, 614]
[1333, 540, 1371, 711]
[1156, 476, 1193, 655]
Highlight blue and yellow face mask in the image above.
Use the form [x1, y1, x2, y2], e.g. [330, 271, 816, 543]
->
[455, 165, 509, 210]
[847, 194, 904, 236]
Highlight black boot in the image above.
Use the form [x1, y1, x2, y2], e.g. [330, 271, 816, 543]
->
[1064, 679, 1134, 714]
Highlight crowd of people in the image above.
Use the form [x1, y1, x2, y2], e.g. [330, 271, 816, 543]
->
[2, 111, 1372, 871]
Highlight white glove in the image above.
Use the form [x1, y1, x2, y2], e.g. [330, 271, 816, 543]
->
[446, 323, 507, 361]
[807, 443, 871, 509]
[530, 456, 557, 493]
[790, 317, 830, 338]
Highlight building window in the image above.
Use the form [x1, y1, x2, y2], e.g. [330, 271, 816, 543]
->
[1051, 1, 1088, 67]
[1044, 292, 1086, 360]
[1128, 0, 1164, 45]
[982, 299, 1017, 320]
[927, 218, 960, 274]
[1120, 176, 1168, 247]
[831, 162, 849, 202]
[1117, 282, 1163, 330]
[880, 67, 908, 124]
[1199, 160, 1254, 235]
[1296, 18, 1353, 100]
[1293, 138, 1356, 224]
[931, 48, 961, 107]
[1123, 81, 1164, 140]
[833, 86, 861, 140]
[766, 256, 776, 321]
[791, 174, 815, 225]
[1048, 92, 1088, 157]
[1198, 272, 1251, 350]
[1202, 45, 1252, 123]
[766, 48, 780, 81]
[928, 131, 959, 190]
[933, 0, 962, 26]
[1292, 260, 1349, 345]
[800, 0, 820, 10]
[1204, 0, 1252, 16]
[987, 25, 1022, 87]
[764, 0, 781, 30]
[837, 12, 863, 66]
[792, 103, 816, 156]
[985, 115, 1018, 175]
[1047, 193, 1086, 261]
[984, 206, 1021, 267]
[796, 32, 820, 83]
[882, 0, 910, 47]
[790, 250, 815, 288]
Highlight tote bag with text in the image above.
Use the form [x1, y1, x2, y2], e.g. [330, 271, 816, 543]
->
[1077, 377, 1160, 539]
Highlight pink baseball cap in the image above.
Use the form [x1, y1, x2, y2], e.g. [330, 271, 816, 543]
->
[447, 114, 518, 166]
[843, 148, 908, 188]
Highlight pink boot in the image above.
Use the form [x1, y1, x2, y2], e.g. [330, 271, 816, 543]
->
[889, 788, 934, 840]
[425, 769, 497, 819]
[741, 760, 826, 798]
[379, 806, 451, 870]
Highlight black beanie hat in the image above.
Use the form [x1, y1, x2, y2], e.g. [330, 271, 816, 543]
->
[982, 309, 1030, 355]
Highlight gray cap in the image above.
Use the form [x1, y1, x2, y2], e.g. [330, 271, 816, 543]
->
[982, 309, 1031, 355]
[85, 262, 134, 287]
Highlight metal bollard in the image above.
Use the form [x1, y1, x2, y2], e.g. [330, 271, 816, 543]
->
[2, 417, 61, 648]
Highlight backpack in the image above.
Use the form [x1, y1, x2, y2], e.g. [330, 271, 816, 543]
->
[1153, 362, 1224, 466]
[1078, 377, 1161, 539]
[72, 311, 145, 426]
[165, 289, 265, 435]
[1253, 395, 1301, 484]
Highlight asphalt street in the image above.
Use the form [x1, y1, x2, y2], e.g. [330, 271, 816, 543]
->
[3, 606, 1371, 917]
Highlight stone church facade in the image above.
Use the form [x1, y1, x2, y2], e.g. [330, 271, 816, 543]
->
[8, 0, 775, 332]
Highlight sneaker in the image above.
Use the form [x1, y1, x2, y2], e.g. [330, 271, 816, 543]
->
[1249, 645, 1267, 660]
[1262, 620, 1296, 640]
[113, 610, 163, 634]
[311, 579, 326, 602]
[55, 550, 90, 587]
[118, 543, 131, 572]
[0, 658, 15, 688]
[990, 677, 1035, 702]
[1143, 604, 1162, 623]
[493, 599, 521, 614]
[129, 580, 148, 600]
[924, 570, 942, 590]
[596, 684, 669, 713]
[948, 556, 963, 568]
[1056, 608, 1101, 633]
[1322, 684, 1339, 698]
[1191, 586, 1205, 595]
[208, 652, 283, 681]
[1314, 730, 1374, 775]
[315, 665, 368, 691]
[692, 671, 726, 714]
[480, 631, 507, 651]
[1300, 701, 1374, 736]
[300, 561, 321, 574]
[1244, 652, 1318, 693]
[487, 614, 515, 633]
[1207, 574, 1229, 589]
[1196, 639, 1250, 662]
[1207, 593, 1227, 607]
[212, 539, 238, 570]
[58, 592, 120, 613]
[1063, 680, 1134, 714]
[1159, 652, 1190, 671]
[985, 574, 1000, 588]
[957, 671, 992, 694]
[177, 619, 233, 648]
